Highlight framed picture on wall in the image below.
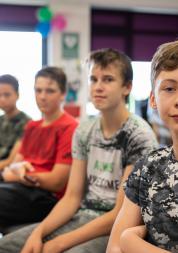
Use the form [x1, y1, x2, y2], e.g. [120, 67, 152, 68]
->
[62, 32, 79, 59]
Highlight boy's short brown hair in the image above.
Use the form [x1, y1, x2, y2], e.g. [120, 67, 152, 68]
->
[0, 74, 19, 93]
[87, 48, 133, 86]
[35, 66, 67, 93]
[151, 40, 178, 89]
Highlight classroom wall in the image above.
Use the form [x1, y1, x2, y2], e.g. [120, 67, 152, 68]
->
[48, 1, 90, 118]
[2, 0, 177, 118]
[47, 0, 178, 118]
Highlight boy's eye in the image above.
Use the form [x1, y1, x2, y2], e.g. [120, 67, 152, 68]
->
[46, 89, 56, 94]
[89, 76, 97, 83]
[35, 88, 41, 93]
[164, 87, 176, 92]
[103, 76, 114, 82]
[3, 93, 11, 98]
[35, 88, 57, 94]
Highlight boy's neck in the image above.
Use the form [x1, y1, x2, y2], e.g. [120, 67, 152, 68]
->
[172, 137, 178, 160]
[5, 107, 19, 119]
[100, 106, 130, 139]
[42, 109, 63, 126]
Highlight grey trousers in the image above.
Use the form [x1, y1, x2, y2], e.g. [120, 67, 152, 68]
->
[0, 211, 109, 253]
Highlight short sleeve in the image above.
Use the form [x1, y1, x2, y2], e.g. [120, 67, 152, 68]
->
[15, 114, 30, 139]
[72, 125, 88, 160]
[55, 123, 77, 164]
[126, 129, 158, 166]
[19, 121, 33, 154]
[124, 157, 145, 205]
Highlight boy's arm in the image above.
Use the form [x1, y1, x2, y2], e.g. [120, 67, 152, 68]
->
[120, 226, 171, 253]
[0, 140, 22, 170]
[27, 163, 71, 192]
[21, 158, 87, 253]
[41, 165, 137, 253]
[1, 161, 71, 192]
[106, 196, 143, 253]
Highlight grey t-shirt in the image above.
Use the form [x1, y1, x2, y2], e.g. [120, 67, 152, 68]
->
[125, 146, 178, 253]
[72, 114, 158, 213]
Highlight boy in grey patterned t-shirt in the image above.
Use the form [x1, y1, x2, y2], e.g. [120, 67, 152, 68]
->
[0, 48, 157, 253]
[73, 114, 157, 213]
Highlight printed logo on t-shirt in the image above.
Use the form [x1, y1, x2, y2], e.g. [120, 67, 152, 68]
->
[83, 146, 123, 211]
[94, 160, 114, 173]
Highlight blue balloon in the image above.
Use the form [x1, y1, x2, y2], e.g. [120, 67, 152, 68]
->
[36, 22, 51, 38]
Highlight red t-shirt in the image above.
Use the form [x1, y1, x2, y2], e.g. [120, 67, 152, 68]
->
[19, 112, 78, 198]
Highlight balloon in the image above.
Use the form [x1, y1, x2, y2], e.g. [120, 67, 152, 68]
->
[36, 22, 51, 38]
[37, 7, 53, 22]
[51, 14, 67, 31]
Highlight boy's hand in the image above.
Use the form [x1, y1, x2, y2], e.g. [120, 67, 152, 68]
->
[23, 174, 40, 187]
[20, 229, 43, 253]
[43, 238, 64, 253]
[2, 161, 40, 186]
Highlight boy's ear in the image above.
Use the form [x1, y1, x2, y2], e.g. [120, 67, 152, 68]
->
[150, 91, 157, 109]
[124, 82, 132, 96]
[61, 92, 66, 101]
[16, 92, 19, 100]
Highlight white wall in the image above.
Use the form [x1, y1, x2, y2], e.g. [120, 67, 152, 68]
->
[48, 1, 90, 118]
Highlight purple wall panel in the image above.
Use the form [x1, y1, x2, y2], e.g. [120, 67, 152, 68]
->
[0, 5, 40, 26]
[92, 9, 178, 61]
[92, 36, 125, 52]
[133, 35, 176, 61]
[92, 13, 126, 26]
[133, 13, 178, 31]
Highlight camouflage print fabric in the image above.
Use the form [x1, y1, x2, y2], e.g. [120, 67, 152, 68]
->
[0, 111, 30, 159]
[125, 146, 178, 252]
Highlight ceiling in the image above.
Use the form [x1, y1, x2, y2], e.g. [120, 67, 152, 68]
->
[0, 0, 178, 14]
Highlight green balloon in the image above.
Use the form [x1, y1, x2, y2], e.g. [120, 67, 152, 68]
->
[37, 7, 53, 22]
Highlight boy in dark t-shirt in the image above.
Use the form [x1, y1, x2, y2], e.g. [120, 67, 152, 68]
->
[0, 74, 30, 170]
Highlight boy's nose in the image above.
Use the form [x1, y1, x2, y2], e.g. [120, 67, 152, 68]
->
[95, 81, 103, 90]
[174, 94, 178, 107]
[39, 91, 46, 98]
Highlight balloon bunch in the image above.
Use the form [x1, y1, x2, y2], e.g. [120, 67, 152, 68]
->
[36, 6, 67, 38]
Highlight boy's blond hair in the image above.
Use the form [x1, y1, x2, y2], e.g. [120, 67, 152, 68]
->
[151, 40, 178, 89]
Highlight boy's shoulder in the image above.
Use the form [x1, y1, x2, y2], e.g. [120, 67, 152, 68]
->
[25, 119, 41, 128]
[125, 113, 152, 130]
[142, 145, 172, 165]
[132, 146, 172, 178]
[0, 114, 5, 121]
[123, 113, 158, 144]
[77, 116, 99, 132]
[148, 145, 172, 158]
[73, 116, 100, 145]
[17, 111, 31, 121]
[56, 112, 78, 127]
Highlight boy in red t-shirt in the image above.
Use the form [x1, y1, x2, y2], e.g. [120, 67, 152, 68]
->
[0, 66, 78, 227]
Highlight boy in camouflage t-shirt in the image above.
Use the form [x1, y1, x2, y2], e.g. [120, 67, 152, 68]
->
[0, 48, 157, 253]
[0, 74, 30, 170]
[107, 41, 178, 253]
